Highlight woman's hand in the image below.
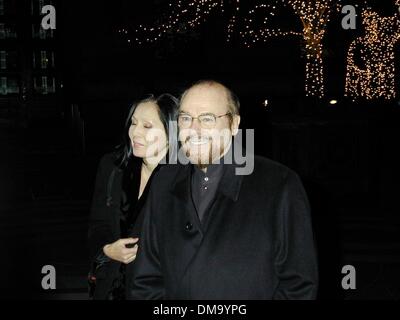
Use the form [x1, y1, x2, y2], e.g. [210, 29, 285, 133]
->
[103, 238, 139, 264]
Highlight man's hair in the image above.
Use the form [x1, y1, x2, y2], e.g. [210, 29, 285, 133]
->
[179, 79, 240, 116]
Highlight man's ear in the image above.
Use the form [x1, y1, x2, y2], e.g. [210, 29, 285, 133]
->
[231, 115, 240, 136]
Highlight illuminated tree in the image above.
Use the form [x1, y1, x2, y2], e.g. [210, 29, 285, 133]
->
[345, 4, 400, 100]
[239, 0, 342, 98]
[119, 1, 347, 99]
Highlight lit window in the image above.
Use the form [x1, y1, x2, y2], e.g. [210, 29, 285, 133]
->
[0, 23, 5, 39]
[33, 50, 54, 68]
[7, 77, 19, 94]
[42, 76, 47, 94]
[0, 77, 20, 95]
[41, 51, 47, 69]
[34, 76, 56, 94]
[0, 77, 6, 95]
[0, 51, 6, 69]
[0, 23, 17, 39]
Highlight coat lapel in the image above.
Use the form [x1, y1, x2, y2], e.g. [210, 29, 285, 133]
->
[171, 161, 244, 297]
[170, 164, 204, 236]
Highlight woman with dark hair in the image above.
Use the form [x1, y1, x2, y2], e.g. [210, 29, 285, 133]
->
[88, 94, 178, 300]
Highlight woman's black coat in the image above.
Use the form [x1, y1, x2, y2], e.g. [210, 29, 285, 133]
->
[88, 152, 150, 299]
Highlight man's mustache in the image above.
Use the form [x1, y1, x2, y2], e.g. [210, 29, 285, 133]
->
[184, 135, 212, 144]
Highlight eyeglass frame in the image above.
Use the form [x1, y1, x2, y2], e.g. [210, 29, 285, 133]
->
[177, 112, 232, 128]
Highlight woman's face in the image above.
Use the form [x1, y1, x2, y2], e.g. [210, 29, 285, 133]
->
[128, 101, 168, 161]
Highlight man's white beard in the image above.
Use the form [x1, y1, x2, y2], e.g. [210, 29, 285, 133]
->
[185, 139, 227, 168]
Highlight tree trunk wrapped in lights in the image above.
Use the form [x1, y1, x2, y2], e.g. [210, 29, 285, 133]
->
[240, 0, 340, 98]
[122, 0, 339, 99]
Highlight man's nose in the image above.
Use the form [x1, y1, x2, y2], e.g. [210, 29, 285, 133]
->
[190, 117, 202, 131]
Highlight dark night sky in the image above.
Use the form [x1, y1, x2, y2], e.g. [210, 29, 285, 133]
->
[57, 0, 399, 104]
[50, 0, 400, 160]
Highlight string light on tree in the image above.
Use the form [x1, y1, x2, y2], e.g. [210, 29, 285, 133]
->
[123, 0, 224, 44]
[345, 4, 400, 101]
[239, 3, 302, 46]
[239, 0, 342, 98]
[226, 0, 240, 42]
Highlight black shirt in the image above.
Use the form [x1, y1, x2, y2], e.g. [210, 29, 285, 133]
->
[190, 150, 230, 226]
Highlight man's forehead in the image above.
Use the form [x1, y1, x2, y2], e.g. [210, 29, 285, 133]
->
[180, 85, 228, 111]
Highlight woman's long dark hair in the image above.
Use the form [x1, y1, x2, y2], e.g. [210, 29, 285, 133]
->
[115, 94, 178, 234]
[114, 93, 179, 169]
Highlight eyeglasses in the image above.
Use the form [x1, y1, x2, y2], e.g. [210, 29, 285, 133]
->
[178, 112, 231, 129]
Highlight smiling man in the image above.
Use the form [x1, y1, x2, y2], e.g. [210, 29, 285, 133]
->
[177, 81, 240, 169]
[127, 80, 318, 300]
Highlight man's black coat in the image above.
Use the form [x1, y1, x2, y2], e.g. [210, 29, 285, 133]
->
[127, 155, 318, 299]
